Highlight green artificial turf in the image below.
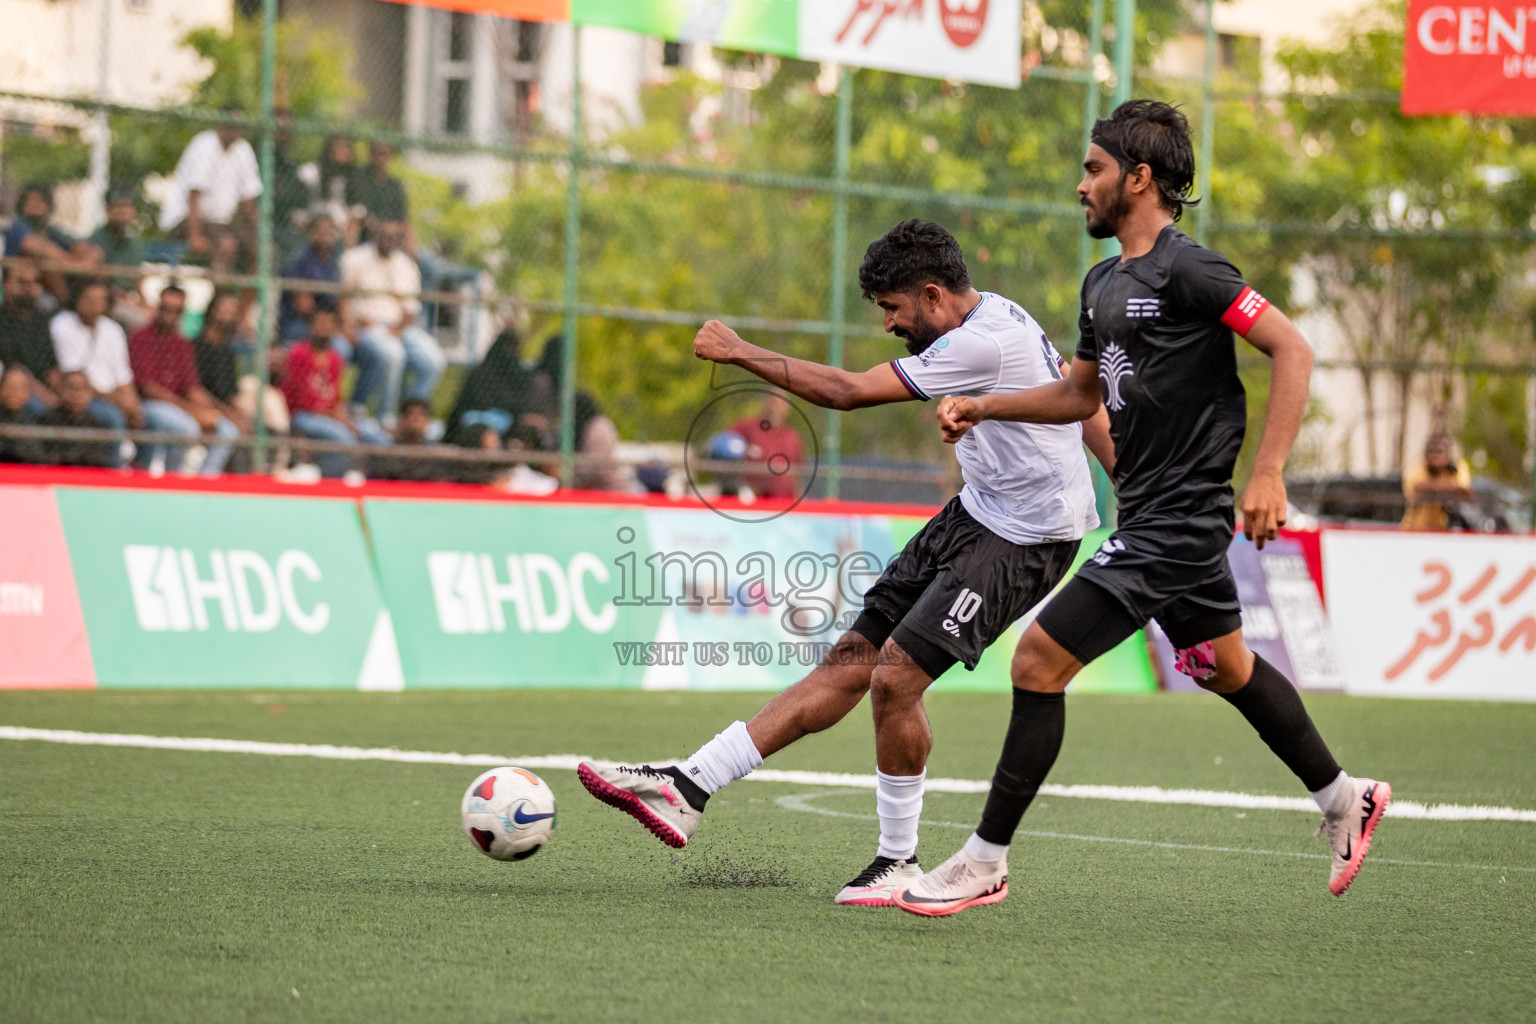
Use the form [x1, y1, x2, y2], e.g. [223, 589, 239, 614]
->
[1, 690, 1533, 1023]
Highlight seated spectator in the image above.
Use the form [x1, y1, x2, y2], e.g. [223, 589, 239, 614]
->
[1402, 434, 1475, 531]
[196, 291, 282, 437]
[272, 108, 317, 259]
[282, 308, 389, 478]
[50, 279, 140, 443]
[340, 218, 445, 423]
[86, 189, 151, 331]
[0, 364, 43, 464]
[532, 333, 619, 490]
[278, 212, 345, 345]
[157, 110, 261, 275]
[730, 392, 803, 500]
[317, 135, 358, 242]
[367, 399, 447, 482]
[128, 285, 239, 475]
[444, 326, 534, 440]
[5, 183, 103, 305]
[36, 370, 117, 468]
[347, 140, 409, 240]
[0, 259, 61, 413]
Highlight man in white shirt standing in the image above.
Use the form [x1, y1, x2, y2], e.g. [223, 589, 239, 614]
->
[577, 220, 1116, 907]
[158, 109, 262, 275]
[50, 279, 142, 465]
[339, 218, 445, 424]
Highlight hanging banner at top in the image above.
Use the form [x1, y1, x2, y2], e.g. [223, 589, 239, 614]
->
[1403, 0, 1536, 114]
[388, 0, 1024, 88]
[800, 0, 1023, 88]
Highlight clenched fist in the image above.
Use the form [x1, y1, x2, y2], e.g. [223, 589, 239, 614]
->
[937, 395, 984, 444]
[694, 320, 744, 363]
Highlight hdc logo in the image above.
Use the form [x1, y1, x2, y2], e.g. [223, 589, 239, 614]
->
[427, 552, 617, 635]
[123, 546, 331, 634]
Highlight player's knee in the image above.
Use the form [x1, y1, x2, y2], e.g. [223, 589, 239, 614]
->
[1010, 628, 1074, 693]
[869, 647, 926, 708]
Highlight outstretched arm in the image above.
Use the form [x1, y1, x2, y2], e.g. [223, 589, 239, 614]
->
[938, 356, 1102, 442]
[693, 320, 912, 410]
[1237, 306, 1313, 549]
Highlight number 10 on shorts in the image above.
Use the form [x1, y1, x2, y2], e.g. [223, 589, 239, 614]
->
[943, 588, 982, 636]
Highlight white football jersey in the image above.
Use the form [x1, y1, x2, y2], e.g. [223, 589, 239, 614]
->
[890, 292, 1100, 545]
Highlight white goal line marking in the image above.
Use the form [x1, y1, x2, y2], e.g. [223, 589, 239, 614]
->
[3, 725, 1535, 824]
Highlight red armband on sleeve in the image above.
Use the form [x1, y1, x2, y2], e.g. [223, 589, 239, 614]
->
[1220, 287, 1270, 335]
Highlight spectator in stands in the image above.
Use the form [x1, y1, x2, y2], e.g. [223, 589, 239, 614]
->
[4, 183, 103, 304]
[279, 211, 345, 345]
[341, 218, 445, 424]
[272, 107, 315, 259]
[532, 333, 619, 490]
[50, 279, 139, 443]
[444, 326, 533, 441]
[128, 285, 239, 475]
[317, 135, 358, 242]
[195, 291, 273, 438]
[348, 140, 409, 239]
[36, 370, 117, 468]
[367, 399, 446, 482]
[730, 392, 803, 500]
[158, 109, 262, 275]
[86, 189, 151, 330]
[0, 259, 61, 412]
[283, 308, 389, 478]
[1402, 434, 1476, 531]
[0, 364, 43, 464]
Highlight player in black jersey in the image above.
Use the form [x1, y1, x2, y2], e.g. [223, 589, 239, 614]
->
[894, 101, 1390, 917]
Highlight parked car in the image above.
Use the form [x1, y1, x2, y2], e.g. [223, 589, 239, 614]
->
[1287, 474, 1532, 533]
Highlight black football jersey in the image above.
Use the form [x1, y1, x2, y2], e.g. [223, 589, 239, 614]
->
[1075, 225, 1271, 527]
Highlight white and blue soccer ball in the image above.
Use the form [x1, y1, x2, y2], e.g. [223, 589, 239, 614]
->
[461, 766, 556, 861]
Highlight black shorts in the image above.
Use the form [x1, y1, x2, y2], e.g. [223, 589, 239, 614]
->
[1036, 520, 1241, 666]
[850, 497, 1080, 681]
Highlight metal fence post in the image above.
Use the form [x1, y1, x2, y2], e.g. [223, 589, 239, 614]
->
[1195, 0, 1217, 246]
[1112, 0, 1136, 107]
[825, 67, 853, 501]
[252, 0, 278, 474]
[1077, 0, 1107, 285]
[559, 25, 583, 489]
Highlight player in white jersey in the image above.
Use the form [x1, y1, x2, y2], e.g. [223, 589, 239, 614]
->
[579, 220, 1114, 905]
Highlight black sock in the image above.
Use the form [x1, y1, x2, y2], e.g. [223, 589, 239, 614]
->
[975, 688, 1066, 846]
[1219, 654, 1342, 791]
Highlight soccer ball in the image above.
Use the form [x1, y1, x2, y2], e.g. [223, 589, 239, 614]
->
[461, 766, 556, 861]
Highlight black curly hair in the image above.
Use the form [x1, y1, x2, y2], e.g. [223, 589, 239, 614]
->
[1092, 100, 1200, 221]
[857, 219, 971, 300]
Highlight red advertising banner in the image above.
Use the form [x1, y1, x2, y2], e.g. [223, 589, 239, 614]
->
[0, 486, 95, 688]
[1403, 0, 1536, 114]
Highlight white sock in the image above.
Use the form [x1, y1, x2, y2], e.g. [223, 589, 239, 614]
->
[963, 832, 1009, 862]
[678, 720, 763, 795]
[1310, 770, 1349, 814]
[875, 769, 925, 861]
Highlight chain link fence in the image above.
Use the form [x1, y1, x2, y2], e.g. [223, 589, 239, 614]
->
[0, 0, 1532, 519]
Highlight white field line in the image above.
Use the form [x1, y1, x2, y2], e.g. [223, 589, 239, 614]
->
[4, 726, 1536, 824]
[774, 791, 1536, 875]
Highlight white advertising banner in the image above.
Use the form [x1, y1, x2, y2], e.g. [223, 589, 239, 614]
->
[801, 0, 1023, 88]
[1322, 531, 1536, 700]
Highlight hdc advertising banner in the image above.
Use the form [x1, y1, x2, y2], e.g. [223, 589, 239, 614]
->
[1322, 531, 1536, 700]
[1403, 0, 1536, 115]
[368, 499, 1156, 693]
[55, 489, 397, 689]
[0, 486, 95, 688]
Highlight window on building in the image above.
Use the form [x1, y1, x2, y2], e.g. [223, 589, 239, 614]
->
[502, 20, 544, 137]
[662, 41, 684, 67]
[431, 10, 474, 136]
